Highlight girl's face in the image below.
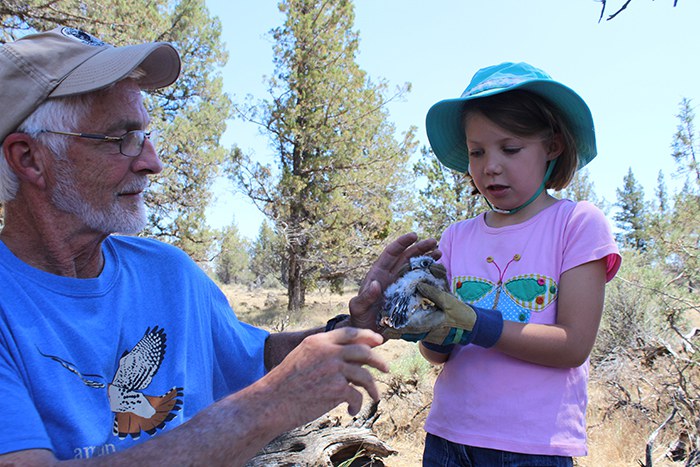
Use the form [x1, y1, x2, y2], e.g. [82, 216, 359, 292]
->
[465, 112, 560, 219]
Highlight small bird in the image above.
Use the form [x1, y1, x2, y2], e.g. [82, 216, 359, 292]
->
[108, 326, 183, 439]
[379, 256, 450, 334]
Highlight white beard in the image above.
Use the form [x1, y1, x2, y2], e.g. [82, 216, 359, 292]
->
[51, 160, 147, 235]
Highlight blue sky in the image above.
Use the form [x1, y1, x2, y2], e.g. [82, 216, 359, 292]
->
[205, 0, 699, 239]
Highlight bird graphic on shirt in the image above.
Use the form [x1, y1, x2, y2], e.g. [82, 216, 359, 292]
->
[36, 348, 106, 389]
[379, 256, 450, 333]
[108, 326, 183, 440]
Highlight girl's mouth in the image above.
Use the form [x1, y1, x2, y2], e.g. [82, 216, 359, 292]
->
[487, 184, 509, 195]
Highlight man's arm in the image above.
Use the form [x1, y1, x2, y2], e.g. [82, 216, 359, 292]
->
[0, 328, 387, 467]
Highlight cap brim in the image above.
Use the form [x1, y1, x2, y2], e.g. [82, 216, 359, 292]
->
[50, 42, 181, 97]
[426, 79, 597, 173]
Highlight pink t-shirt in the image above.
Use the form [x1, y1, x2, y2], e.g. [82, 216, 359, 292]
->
[424, 199, 621, 456]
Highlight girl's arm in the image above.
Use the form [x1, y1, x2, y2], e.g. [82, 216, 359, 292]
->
[494, 258, 607, 368]
[419, 342, 450, 364]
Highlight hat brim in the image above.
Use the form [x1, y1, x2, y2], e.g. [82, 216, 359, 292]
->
[49, 42, 181, 97]
[425, 79, 597, 173]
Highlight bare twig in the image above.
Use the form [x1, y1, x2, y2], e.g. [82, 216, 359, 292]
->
[617, 275, 700, 314]
[643, 408, 678, 467]
[598, 0, 607, 22]
[598, 0, 680, 23]
[607, 0, 633, 21]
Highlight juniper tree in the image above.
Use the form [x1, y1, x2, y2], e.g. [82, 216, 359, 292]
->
[229, 0, 416, 311]
[614, 167, 649, 251]
[412, 146, 485, 239]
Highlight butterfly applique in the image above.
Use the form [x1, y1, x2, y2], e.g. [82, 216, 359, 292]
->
[453, 254, 558, 323]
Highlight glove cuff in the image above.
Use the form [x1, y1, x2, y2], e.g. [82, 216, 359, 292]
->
[421, 341, 455, 354]
[471, 306, 504, 348]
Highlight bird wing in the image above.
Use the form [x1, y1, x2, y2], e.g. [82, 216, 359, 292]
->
[384, 290, 413, 328]
[111, 327, 167, 391]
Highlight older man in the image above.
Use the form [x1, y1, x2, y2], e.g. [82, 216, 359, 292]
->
[0, 27, 437, 465]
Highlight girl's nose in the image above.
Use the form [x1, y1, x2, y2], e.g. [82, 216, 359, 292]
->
[483, 155, 503, 176]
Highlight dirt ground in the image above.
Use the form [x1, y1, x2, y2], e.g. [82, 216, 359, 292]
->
[223, 284, 685, 467]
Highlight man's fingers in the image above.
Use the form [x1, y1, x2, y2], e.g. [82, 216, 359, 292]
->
[343, 365, 381, 402]
[374, 232, 419, 265]
[349, 280, 381, 312]
[327, 327, 384, 347]
[340, 342, 389, 373]
[371, 232, 431, 272]
[393, 238, 440, 272]
[330, 330, 388, 406]
[344, 386, 365, 416]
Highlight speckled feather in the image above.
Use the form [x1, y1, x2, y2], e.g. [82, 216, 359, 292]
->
[379, 256, 450, 331]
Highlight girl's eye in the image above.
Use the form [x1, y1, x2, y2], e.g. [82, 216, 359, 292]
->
[503, 146, 522, 155]
[468, 149, 483, 157]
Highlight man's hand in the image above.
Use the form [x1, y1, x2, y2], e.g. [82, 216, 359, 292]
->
[349, 232, 439, 331]
[265, 328, 388, 426]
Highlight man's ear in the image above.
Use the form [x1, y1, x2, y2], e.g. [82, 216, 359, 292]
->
[2, 133, 48, 190]
[546, 134, 564, 161]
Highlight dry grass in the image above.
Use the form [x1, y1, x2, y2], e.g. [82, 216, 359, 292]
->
[222, 283, 686, 466]
[582, 384, 679, 467]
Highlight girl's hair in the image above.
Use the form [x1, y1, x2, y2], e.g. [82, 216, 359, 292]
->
[461, 89, 578, 191]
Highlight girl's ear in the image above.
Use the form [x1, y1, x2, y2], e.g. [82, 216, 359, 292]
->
[2, 133, 48, 190]
[546, 134, 564, 161]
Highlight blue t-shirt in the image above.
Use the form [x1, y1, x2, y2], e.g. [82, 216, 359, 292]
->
[0, 236, 269, 460]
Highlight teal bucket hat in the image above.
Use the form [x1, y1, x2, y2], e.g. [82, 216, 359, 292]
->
[425, 62, 597, 174]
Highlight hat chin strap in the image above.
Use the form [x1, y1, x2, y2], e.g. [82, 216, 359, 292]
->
[486, 159, 557, 215]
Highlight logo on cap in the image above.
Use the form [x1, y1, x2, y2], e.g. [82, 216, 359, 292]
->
[60, 27, 105, 47]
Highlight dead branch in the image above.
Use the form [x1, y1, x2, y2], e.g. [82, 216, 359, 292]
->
[640, 408, 677, 467]
[598, 0, 680, 23]
[245, 411, 396, 466]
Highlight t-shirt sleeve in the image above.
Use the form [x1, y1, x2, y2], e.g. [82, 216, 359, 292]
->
[438, 223, 455, 287]
[0, 335, 52, 454]
[562, 201, 621, 282]
[207, 282, 270, 399]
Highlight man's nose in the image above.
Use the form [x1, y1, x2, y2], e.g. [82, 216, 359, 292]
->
[131, 137, 163, 175]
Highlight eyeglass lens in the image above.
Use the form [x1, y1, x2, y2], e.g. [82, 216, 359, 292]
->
[122, 130, 159, 157]
[121, 131, 145, 157]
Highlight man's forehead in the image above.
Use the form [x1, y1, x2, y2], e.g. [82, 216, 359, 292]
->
[77, 81, 150, 131]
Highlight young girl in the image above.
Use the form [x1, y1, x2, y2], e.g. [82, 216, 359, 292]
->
[417, 62, 622, 466]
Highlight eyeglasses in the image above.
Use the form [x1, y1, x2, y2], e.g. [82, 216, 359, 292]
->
[38, 129, 157, 157]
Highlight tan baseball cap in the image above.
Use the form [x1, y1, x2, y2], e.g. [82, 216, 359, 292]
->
[0, 26, 181, 142]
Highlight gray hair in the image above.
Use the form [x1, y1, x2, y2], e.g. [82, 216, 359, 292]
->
[0, 95, 95, 202]
[0, 70, 145, 202]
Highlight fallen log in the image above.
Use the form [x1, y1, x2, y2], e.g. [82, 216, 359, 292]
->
[246, 403, 396, 466]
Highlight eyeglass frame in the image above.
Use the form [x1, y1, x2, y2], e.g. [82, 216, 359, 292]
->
[36, 129, 157, 157]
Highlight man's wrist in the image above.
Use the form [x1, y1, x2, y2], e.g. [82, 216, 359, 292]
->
[324, 314, 350, 332]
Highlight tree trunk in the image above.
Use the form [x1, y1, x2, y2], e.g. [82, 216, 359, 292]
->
[287, 248, 306, 312]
